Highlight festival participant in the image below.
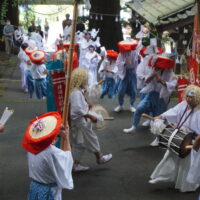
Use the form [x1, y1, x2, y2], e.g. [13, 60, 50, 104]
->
[114, 40, 139, 113]
[81, 45, 100, 88]
[123, 56, 177, 134]
[149, 85, 200, 192]
[78, 32, 94, 65]
[137, 45, 164, 127]
[18, 43, 32, 93]
[22, 112, 73, 200]
[29, 26, 43, 49]
[29, 50, 47, 99]
[69, 68, 112, 172]
[63, 19, 72, 41]
[98, 50, 118, 99]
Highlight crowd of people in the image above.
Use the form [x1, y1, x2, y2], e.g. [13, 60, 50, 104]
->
[1, 14, 200, 200]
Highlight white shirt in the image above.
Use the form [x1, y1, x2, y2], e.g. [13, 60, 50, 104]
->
[116, 50, 138, 80]
[70, 89, 88, 120]
[98, 59, 118, 79]
[31, 64, 47, 79]
[28, 145, 74, 200]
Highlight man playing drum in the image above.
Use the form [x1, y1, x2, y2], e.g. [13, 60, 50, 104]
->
[149, 85, 200, 192]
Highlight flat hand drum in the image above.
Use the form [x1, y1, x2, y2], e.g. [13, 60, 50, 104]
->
[159, 124, 195, 158]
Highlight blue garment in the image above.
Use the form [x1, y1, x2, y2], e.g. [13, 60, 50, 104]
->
[26, 71, 35, 98]
[28, 181, 56, 200]
[35, 78, 47, 99]
[132, 91, 167, 127]
[100, 77, 116, 99]
[118, 68, 137, 106]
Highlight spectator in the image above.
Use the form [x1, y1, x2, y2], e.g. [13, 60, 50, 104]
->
[44, 18, 49, 43]
[28, 21, 36, 33]
[3, 19, 15, 56]
[36, 25, 44, 38]
[76, 18, 85, 32]
[62, 14, 70, 30]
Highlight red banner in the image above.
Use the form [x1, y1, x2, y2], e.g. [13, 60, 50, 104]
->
[52, 70, 66, 115]
[189, 15, 200, 85]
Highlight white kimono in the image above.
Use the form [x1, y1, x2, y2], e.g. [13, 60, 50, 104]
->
[81, 50, 100, 88]
[78, 38, 94, 66]
[28, 145, 74, 200]
[18, 48, 31, 89]
[30, 32, 43, 49]
[63, 25, 72, 41]
[151, 101, 200, 192]
[70, 89, 100, 161]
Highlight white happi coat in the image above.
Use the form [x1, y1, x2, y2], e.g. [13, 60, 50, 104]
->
[116, 50, 138, 80]
[139, 68, 177, 103]
[98, 59, 118, 79]
[81, 50, 100, 88]
[151, 101, 200, 192]
[28, 145, 74, 200]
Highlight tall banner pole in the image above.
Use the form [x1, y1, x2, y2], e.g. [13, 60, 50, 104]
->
[61, 0, 79, 149]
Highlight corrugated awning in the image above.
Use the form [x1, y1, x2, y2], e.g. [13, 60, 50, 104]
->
[19, 0, 76, 5]
[126, 0, 196, 25]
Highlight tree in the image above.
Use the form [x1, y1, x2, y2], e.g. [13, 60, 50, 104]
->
[89, 0, 123, 51]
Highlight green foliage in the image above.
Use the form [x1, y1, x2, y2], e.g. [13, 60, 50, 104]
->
[0, 0, 8, 24]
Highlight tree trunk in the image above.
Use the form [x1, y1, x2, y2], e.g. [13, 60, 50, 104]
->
[89, 0, 123, 51]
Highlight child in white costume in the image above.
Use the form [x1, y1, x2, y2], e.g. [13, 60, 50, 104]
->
[18, 43, 31, 92]
[69, 68, 112, 172]
[31, 63, 47, 99]
[149, 85, 200, 192]
[81, 45, 100, 88]
[98, 50, 118, 99]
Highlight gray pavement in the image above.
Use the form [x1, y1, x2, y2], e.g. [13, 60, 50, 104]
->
[0, 66, 199, 200]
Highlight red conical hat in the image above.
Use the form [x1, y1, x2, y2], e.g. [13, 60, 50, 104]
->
[118, 39, 139, 52]
[22, 112, 62, 154]
[148, 55, 174, 69]
[106, 50, 118, 60]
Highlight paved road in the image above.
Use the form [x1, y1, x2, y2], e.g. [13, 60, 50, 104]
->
[0, 67, 199, 200]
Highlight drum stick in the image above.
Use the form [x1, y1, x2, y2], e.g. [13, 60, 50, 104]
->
[98, 79, 105, 85]
[142, 113, 154, 120]
[104, 117, 114, 120]
[185, 145, 193, 150]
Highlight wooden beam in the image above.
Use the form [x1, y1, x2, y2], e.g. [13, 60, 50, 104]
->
[156, 16, 194, 33]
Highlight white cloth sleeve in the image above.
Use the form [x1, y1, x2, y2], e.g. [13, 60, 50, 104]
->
[50, 148, 74, 189]
[70, 90, 89, 117]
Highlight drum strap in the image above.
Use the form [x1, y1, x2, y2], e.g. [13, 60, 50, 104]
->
[176, 105, 194, 129]
[168, 129, 179, 148]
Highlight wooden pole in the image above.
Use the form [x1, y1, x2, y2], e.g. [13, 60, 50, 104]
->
[61, 0, 79, 149]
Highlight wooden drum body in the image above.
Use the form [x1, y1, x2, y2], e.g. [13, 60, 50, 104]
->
[159, 123, 196, 158]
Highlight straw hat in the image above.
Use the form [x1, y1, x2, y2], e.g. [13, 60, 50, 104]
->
[25, 46, 38, 56]
[22, 112, 62, 154]
[140, 46, 163, 58]
[30, 50, 46, 65]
